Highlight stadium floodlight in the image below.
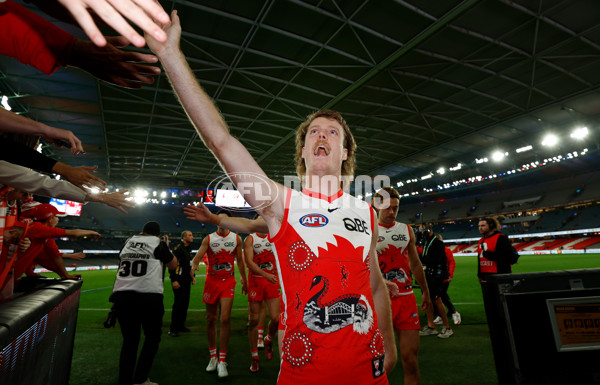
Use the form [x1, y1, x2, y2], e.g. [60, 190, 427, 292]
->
[542, 133, 558, 147]
[436, 167, 445, 175]
[421, 173, 433, 180]
[570, 126, 588, 140]
[160, 191, 167, 198]
[396, 181, 404, 187]
[516, 145, 532, 153]
[449, 163, 462, 171]
[491, 151, 505, 162]
[1, 95, 11, 111]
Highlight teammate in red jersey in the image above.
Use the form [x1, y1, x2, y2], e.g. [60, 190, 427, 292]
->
[373, 187, 431, 385]
[191, 210, 247, 379]
[244, 218, 280, 372]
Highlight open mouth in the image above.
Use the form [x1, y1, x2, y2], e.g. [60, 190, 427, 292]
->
[313, 143, 330, 157]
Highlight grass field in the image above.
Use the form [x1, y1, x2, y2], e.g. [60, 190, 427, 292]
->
[67, 253, 600, 385]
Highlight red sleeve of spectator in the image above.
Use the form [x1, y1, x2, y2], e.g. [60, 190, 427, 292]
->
[0, 1, 76, 75]
[445, 247, 456, 278]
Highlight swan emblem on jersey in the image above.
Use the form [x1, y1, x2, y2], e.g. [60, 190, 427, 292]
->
[213, 262, 232, 272]
[258, 262, 273, 271]
[303, 275, 373, 334]
[383, 268, 407, 283]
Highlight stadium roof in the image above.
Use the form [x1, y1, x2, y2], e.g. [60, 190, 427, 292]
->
[1, 0, 599, 195]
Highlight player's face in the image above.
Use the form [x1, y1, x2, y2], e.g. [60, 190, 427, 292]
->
[301, 117, 347, 177]
[376, 198, 399, 226]
[478, 220, 490, 236]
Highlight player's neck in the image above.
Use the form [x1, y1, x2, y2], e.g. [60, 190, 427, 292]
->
[303, 173, 342, 196]
[379, 219, 394, 227]
[217, 228, 229, 236]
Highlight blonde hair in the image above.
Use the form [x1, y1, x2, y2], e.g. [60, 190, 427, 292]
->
[294, 110, 356, 180]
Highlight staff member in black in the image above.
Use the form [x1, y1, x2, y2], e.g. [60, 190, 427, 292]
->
[110, 221, 177, 385]
[418, 224, 454, 338]
[168, 230, 194, 337]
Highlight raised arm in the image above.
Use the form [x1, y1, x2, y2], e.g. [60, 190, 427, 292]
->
[184, 204, 269, 234]
[0, 108, 83, 154]
[147, 11, 285, 232]
[368, 223, 397, 373]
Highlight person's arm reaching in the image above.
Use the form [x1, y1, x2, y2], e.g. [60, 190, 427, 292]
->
[63, 229, 100, 238]
[30, 0, 170, 48]
[184, 203, 269, 234]
[146, 12, 285, 234]
[0, 109, 83, 154]
[67, 36, 161, 88]
[368, 222, 397, 373]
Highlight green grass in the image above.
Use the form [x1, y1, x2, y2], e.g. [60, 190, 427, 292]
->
[68, 253, 600, 385]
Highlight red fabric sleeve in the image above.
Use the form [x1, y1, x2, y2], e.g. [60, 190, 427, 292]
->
[445, 247, 455, 278]
[28, 223, 66, 241]
[0, 0, 75, 75]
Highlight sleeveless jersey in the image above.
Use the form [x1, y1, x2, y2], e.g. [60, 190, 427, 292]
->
[270, 188, 387, 384]
[376, 221, 413, 295]
[249, 233, 276, 278]
[113, 235, 167, 294]
[206, 230, 238, 279]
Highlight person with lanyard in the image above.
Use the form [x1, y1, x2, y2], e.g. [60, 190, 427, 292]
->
[418, 224, 453, 339]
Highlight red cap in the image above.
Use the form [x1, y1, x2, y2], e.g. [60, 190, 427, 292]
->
[29, 204, 65, 221]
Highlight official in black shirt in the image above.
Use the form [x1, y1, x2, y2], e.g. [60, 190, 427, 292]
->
[168, 230, 194, 336]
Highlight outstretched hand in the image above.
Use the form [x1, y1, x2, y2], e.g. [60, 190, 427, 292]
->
[52, 162, 106, 190]
[184, 203, 214, 223]
[69, 37, 161, 88]
[43, 127, 84, 154]
[57, 0, 169, 48]
[87, 190, 134, 214]
[145, 10, 181, 58]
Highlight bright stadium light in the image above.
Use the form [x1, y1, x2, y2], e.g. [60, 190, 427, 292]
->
[1, 95, 11, 111]
[436, 167, 445, 175]
[516, 145, 532, 153]
[160, 191, 167, 198]
[542, 133, 558, 147]
[570, 126, 588, 140]
[491, 151, 506, 162]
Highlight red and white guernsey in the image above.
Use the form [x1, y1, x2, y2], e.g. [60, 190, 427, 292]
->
[206, 230, 238, 280]
[376, 221, 413, 295]
[249, 233, 276, 278]
[270, 188, 387, 385]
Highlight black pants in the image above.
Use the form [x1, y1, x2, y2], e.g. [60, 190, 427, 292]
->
[170, 280, 191, 332]
[114, 294, 164, 385]
[433, 281, 456, 316]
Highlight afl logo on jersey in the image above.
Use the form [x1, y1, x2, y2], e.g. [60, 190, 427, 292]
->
[299, 213, 328, 227]
[378, 236, 385, 243]
[211, 243, 220, 248]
